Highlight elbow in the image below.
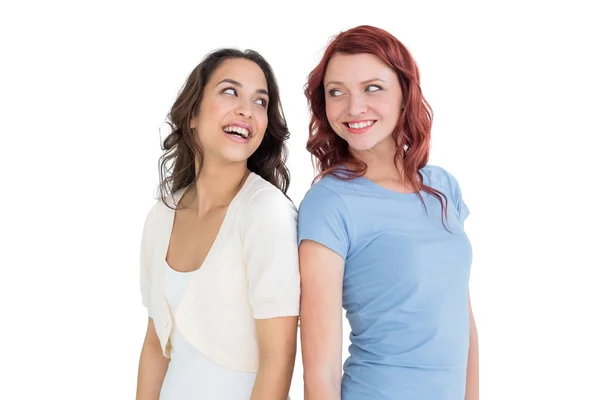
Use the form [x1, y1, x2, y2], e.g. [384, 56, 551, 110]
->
[469, 323, 479, 349]
[303, 367, 341, 396]
[469, 318, 479, 340]
[470, 330, 479, 347]
[258, 346, 296, 376]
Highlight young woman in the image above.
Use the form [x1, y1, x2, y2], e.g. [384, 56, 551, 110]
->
[136, 48, 300, 400]
[298, 26, 479, 399]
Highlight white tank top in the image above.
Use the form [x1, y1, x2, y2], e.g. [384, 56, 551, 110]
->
[159, 263, 257, 400]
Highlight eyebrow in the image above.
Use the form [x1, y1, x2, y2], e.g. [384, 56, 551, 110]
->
[216, 78, 269, 96]
[325, 78, 386, 87]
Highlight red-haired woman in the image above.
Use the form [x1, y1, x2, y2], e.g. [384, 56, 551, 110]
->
[297, 25, 479, 400]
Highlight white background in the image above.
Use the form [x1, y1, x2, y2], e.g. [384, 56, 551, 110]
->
[1, 0, 599, 399]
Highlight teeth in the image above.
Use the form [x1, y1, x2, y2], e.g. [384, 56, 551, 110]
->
[348, 121, 374, 129]
[223, 125, 250, 138]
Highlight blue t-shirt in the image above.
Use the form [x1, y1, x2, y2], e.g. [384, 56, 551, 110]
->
[297, 165, 472, 400]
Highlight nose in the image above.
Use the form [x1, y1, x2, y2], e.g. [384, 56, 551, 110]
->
[347, 93, 367, 116]
[235, 100, 253, 119]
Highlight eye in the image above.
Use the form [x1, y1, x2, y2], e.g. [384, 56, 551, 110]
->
[254, 98, 268, 108]
[328, 89, 343, 97]
[366, 85, 382, 92]
[222, 87, 237, 96]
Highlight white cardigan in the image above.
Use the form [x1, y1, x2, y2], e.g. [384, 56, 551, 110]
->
[139, 173, 300, 372]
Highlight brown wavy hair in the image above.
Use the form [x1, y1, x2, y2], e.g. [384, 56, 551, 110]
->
[157, 49, 290, 208]
[304, 25, 448, 221]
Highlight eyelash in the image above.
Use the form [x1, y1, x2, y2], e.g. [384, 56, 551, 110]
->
[255, 98, 268, 108]
[366, 84, 383, 92]
[222, 87, 268, 108]
[328, 85, 383, 97]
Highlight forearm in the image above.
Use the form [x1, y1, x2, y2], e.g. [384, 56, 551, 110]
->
[303, 371, 340, 400]
[465, 331, 479, 400]
[250, 356, 295, 400]
[136, 344, 170, 400]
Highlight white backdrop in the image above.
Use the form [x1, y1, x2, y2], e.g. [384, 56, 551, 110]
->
[1, 0, 599, 399]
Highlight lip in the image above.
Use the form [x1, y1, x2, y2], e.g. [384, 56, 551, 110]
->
[222, 120, 253, 136]
[343, 119, 376, 135]
[223, 130, 250, 143]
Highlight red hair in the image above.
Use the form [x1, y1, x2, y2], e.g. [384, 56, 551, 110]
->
[304, 25, 448, 220]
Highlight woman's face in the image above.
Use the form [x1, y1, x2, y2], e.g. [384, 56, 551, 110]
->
[324, 53, 403, 155]
[191, 58, 269, 165]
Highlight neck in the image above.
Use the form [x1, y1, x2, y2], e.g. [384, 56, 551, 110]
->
[185, 159, 249, 214]
[352, 136, 404, 182]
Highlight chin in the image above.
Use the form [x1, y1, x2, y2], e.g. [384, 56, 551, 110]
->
[218, 148, 254, 164]
[346, 131, 396, 153]
[346, 137, 379, 152]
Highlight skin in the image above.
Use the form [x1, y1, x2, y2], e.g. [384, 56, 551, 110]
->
[136, 58, 297, 400]
[301, 53, 479, 400]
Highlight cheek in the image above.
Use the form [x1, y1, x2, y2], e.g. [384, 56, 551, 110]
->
[325, 101, 344, 127]
[212, 100, 231, 117]
[197, 100, 222, 130]
[205, 96, 235, 119]
[256, 111, 268, 136]
[378, 96, 402, 117]
[375, 98, 400, 123]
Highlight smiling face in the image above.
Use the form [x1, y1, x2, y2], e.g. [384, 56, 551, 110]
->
[324, 52, 404, 155]
[190, 57, 269, 165]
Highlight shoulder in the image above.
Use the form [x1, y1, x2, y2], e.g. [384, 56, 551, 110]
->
[144, 185, 186, 227]
[139, 199, 164, 252]
[142, 199, 162, 229]
[297, 174, 353, 256]
[300, 174, 348, 209]
[421, 164, 462, 192]
[241, 173, 297, 218]
[421, 165, 469, 219]
[298, 175, 353, 228]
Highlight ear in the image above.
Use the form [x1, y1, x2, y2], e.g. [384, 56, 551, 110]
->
[189, 115, 197, 129]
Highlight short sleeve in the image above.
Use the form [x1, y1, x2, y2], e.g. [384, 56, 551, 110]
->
[297, 184, 351, 260]
[242, 188, 300, 320]
[446, 171, 470, 224]
[139, 206, 156, 314]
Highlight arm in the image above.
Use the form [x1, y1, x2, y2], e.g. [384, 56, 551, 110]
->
[250, 316, 298, 400]
[465, 292, 479, 400]
[136, 318, 170, 400]
[300, 240, 344, 400]
[243, 188, 301, 399]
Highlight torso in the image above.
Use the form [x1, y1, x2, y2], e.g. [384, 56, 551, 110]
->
[143, 172, 299, 398]
[159, 265, 257, 400]
[166, 199, 228, 273]
[299, 165, 472, 400]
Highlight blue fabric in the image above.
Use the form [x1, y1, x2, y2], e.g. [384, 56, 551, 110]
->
[298, 165, 473, 399]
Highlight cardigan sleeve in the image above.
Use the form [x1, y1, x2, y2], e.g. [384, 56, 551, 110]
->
[241, 187, 300, 319]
